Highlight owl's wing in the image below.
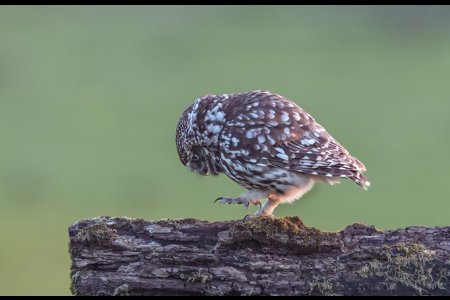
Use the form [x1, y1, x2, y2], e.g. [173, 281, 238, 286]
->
[219, 95, 369, 188]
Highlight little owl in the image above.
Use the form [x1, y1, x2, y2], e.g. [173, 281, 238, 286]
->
[175, 91, 369, 219]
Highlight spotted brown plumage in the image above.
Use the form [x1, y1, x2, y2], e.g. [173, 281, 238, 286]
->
[176, 90, 370, 218]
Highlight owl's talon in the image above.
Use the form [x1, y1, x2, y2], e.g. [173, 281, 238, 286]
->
[243, 214, 255, 223]
[244, 201, 261, 211]
[214, 197, 223, 205]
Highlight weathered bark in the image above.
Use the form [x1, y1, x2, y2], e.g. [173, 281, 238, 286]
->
[68, 216, 450, 296]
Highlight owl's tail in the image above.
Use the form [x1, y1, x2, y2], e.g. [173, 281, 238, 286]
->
[351, 171, 370, 190]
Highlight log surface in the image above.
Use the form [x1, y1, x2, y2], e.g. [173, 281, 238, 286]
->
[68, 216, 450, 296]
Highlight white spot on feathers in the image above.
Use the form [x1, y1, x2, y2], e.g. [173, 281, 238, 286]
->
[215, 111, 226, 122]
[267, 120, 278, 126]
[246, 131, 256, 139]
[274, 147, 285, 154]
[276, 153, 289, 160]
[267, 136, 276, 145]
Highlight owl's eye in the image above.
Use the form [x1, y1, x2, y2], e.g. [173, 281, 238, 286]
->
[192, 154, 200, 162]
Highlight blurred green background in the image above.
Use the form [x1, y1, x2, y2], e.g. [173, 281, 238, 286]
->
[1, 5, 449, 295]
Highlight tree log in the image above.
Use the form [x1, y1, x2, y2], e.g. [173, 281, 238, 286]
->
[68, 216, 450, 296]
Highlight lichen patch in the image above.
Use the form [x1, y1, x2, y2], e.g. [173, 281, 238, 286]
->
[357, 241, 450, 295]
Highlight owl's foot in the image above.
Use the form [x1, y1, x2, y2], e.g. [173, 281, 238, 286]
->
[243, 213, 255, 223]
[243, 213, 276, 223]
[214, 197, 262, 211]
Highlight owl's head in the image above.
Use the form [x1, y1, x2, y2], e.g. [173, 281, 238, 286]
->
[176, 97, 224, 177]
[176, 142, 215, 176]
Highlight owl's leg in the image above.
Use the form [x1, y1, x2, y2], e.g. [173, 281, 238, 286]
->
[255, 198, 281, 216]
[243, 197, 281, 221]
[214, 190, 270, 212]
